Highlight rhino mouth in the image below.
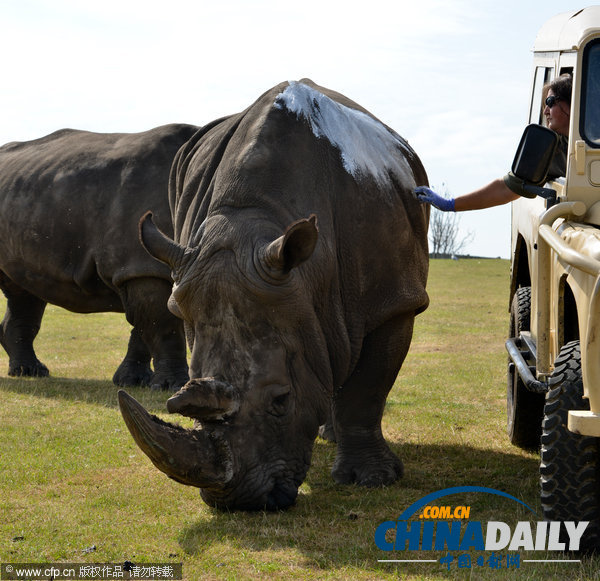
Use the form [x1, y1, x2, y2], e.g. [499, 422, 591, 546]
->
[199, 478, 300, 511]
[264, 480, 299, 510]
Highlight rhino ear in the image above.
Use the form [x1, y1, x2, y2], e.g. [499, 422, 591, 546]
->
[139, 211, 186, 269]
[262, 215, 318, 274]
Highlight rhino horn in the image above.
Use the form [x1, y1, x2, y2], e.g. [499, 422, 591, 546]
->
[167, 378, 240, 420]
[118, 390, 233, 488]
[139, 211, 186, 269]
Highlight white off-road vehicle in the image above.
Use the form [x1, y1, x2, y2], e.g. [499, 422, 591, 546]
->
[506, 6, 600, 550]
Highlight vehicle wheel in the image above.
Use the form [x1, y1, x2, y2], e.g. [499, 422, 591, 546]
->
[507, 286, 544, 449]
[540, 340, 600, 551]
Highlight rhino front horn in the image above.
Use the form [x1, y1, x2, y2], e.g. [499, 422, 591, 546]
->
[118, 390, 233, 488]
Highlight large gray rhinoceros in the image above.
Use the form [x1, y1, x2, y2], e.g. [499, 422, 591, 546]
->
[118, 79, 430, 510]
[0, 124, 198, 389]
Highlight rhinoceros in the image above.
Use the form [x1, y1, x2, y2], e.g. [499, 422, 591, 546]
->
[0, 124, 198, 389]
[118, 79, 429, 510]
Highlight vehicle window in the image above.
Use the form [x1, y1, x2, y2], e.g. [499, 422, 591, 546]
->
[530, 66, 554, 125]
[581, 39, 600, 147]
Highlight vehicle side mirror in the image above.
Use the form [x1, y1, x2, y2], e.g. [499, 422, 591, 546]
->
[510, 124, 560, 204]
[512, 124, 559, 184]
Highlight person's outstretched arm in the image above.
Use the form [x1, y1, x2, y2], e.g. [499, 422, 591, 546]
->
[415, 179, 519, 212]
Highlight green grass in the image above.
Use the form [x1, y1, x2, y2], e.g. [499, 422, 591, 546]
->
[1, 259, 599, 580]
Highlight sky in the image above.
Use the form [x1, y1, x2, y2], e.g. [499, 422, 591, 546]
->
[0, 0, 593, 258]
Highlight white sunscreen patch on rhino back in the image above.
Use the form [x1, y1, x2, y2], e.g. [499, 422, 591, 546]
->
[274, 81, 414, 189]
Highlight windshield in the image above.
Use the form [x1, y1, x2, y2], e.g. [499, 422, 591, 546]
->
[581, 38, 600, 147]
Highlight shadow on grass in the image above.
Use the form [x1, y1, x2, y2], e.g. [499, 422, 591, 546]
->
[0, 375, 173, 414]
[176, 440, 542, 567]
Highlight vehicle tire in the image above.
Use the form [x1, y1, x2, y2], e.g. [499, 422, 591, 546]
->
[507, 286, 545, 449]
[540, 340, 600, 552]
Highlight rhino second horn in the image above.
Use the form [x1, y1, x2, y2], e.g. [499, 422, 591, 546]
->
[167, 378, 240, 420]
[118, 390, 233, 487]
[138, 211, 186, 269]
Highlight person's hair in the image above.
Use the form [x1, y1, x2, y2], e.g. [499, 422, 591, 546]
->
[544, 73, 573, 106]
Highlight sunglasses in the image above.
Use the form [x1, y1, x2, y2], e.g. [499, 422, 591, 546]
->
[545, 95, 562, 108]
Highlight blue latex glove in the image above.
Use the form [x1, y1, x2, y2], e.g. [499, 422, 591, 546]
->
[414, 186, 455, 212]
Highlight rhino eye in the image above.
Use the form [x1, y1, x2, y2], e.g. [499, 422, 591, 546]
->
[268, 385, 291, 416]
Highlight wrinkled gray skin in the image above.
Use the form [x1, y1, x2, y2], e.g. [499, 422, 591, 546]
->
[0, 124, 198, 389]
[119, 79, 430, 510]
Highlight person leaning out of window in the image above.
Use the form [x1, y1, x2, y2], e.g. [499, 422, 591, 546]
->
[414, 74, 572, 212]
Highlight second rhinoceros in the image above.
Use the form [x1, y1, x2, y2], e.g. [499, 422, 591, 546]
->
[0, 124, 197, 388]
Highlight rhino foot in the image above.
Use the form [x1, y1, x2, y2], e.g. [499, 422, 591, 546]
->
[8, 359, 50, 378]
[332, 445, 403, 487]
[148, 361, 189, 392]
[148, 371, 189, 391]
[112, 360, 153, 388]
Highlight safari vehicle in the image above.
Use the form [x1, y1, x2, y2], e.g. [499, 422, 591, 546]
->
[506, 6, 600, 548]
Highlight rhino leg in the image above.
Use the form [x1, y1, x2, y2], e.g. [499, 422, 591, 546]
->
[112, 327, 153, 387]
[331, 315, 415, 487]
[0, 274, 49, 378]
[119, 278, 188, 390]
[318, 411, 337, 442]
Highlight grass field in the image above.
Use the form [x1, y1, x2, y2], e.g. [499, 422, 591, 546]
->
[1, 259, 599, 580]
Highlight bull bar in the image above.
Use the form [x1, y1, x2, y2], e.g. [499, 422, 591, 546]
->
[506, 201, 600, 437]
[539, 201, 600, 436]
